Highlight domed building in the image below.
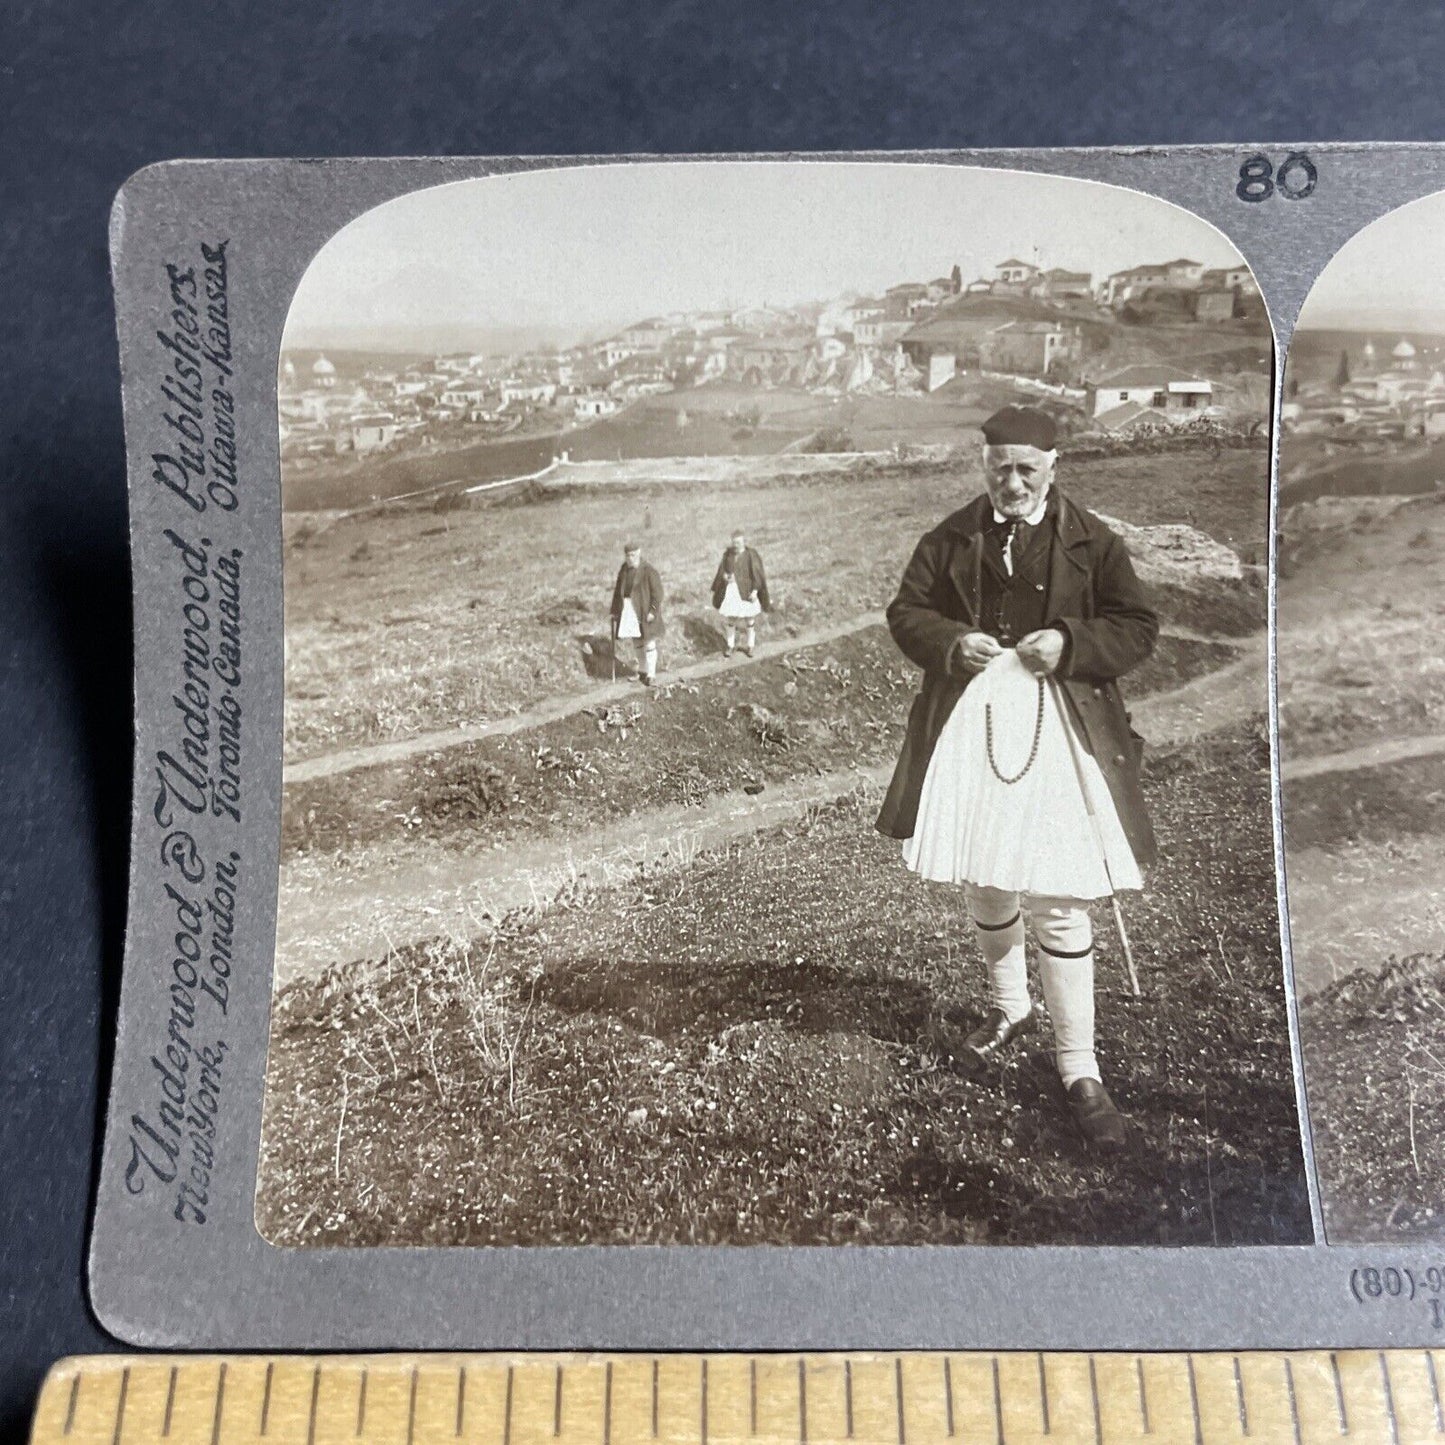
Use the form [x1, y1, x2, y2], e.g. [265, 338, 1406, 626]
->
[1392, 337, 1418, 370]
[311, 354, 337, 389]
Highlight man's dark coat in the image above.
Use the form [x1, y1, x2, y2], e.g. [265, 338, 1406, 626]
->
[710, 545, 770, 610]
[610, 560, 666, 643]
[876, 488, 1159, 870]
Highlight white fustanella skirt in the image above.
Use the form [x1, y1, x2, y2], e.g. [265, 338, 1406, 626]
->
[616, 597, 642, 640]
[902, 649, 1143, 898]
[718, 577, 762, 619]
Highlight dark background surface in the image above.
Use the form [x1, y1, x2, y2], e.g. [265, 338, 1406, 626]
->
[1, 0, 1441, 1435]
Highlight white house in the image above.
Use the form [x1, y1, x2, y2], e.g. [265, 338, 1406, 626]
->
[1089, 364, 1213, 417]
[1201, 265, 1256, 292]
[1161, 258, 1206, 286]
[573, 393, 620, 419]
[596, 340, 633, 369]
[917, 350, 957, 392]
[993, 258, 1039, 287]
[500, 379, 558, 406]
[853, 317, 912, 348]
[621, 319, 671, 351]
[346, 414, 397, 452]
[440, 386, 488, 408]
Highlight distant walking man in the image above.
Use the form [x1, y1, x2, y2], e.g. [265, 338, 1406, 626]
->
[611, 541, 665, 686]
[876, 405, 1158, 1151]
[711, 529, 770, 657]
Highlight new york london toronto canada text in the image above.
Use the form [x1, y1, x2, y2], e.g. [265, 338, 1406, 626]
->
[125, 239, 248, 1225]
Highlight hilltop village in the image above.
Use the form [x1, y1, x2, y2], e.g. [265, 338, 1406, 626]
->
[1285, 334, 1445, 441]
[280, 253, 1266, 464]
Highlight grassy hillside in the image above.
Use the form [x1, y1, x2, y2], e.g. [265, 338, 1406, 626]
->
[282, 627, 1236, 863]
[1280, 491, 1445, 1241]
[1278, 492, 1445, 760]
[283, 448, 1269, 762]
[258, 723, 1310, 1249]
[1283, 756, 1445, 999]
[1280, 441, 1445, 508]
[1302, 952, 1445, 1242]
[261, 430, 1291, 1251]
[1278, 494, 1445, 998]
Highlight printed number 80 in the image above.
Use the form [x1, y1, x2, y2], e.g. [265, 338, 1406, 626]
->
[1237, 152, 1317, 202]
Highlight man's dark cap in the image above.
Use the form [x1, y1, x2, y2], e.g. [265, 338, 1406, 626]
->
[624, 539, 641, 552]
[981, 405, 1057, 451]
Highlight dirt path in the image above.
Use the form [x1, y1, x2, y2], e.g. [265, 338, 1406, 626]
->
[276, 644, 1266, 984]
[277, 763, 880, 984]
[283, 611, 889, 784]
[1286, 835, 1445, 998]
[1282, 732, 1445, 782]
[1116, 632, 1266, 746]
[284, 617, 1240, 785]
[1279, 728, 1445, 998]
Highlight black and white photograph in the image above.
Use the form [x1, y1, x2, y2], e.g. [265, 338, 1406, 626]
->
[1279, 192, 1445, 1243]
[254, 160, 1309, 1249]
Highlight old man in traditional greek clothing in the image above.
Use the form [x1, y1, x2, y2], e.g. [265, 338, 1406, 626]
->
[711, 528, 770, 657]
[610, 541, 666, 686]
[876, 405, 1157, 1150]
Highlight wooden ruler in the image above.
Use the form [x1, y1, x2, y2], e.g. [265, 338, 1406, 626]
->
[28, 1352, 1445, 1445]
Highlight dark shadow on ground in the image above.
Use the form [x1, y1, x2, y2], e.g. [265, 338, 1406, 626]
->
[575, 630, 622, 680]
[679, 612, 728, 656]
[532, 951, 939, 1043]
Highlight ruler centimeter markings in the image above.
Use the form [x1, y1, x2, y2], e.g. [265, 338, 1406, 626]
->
[109, 1366, 128, 1445]
[209, 1364, 226, 1445]
[31, 1352, 1445, 1444]
[1284, 1358, 1303, 1445]
[983, 1357, 995, 1444]
[1185, 1355, 1202, 1445]
[1379, 1353, 1400, 1445]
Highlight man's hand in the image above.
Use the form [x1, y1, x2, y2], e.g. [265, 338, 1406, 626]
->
[953, 631, 1004, 674]
[1017, 628, 1066, 676]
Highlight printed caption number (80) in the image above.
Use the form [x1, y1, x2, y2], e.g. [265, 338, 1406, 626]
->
[1237, 152, 1318, 202]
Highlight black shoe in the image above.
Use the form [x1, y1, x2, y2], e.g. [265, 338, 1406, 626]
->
[743, 646, 755, 657]
[1066, 1078, 1127, 1152]
[724, 646, 735, 658]
[640, 673, 654, 688]
[959, 1007, 1034, 1075]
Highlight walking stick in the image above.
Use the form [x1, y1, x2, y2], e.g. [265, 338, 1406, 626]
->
[1048, 677, 1143, 999]
[609, 616, 617, 684]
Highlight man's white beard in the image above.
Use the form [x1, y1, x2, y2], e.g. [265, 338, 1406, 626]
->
[991, 481, 1051, 525]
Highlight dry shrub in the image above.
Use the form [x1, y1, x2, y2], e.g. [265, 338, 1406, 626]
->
[430, 487, 472, 514]
[419, 760, 520, 823]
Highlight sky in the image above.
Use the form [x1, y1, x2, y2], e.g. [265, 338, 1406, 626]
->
[283, 160, 1251, 353]
[1297, 189, 1445, 333]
